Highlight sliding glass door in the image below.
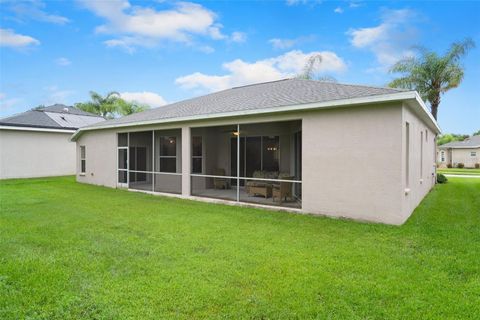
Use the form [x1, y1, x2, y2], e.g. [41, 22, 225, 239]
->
[245, 137, 261, 177]
[231, 136, 280, 186]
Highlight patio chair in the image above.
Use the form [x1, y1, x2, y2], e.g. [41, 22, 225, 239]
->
[272, 174, 294, 203]
[246, 171, 277, 198]
[213, 168, 229, 189]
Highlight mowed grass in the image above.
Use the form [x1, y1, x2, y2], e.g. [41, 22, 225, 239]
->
[1, 177, 479, 319]
[437, 168, 480, 176]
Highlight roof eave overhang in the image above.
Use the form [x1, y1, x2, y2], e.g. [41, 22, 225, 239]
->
[0, 125, 76, 133]
[71, 91, 441, 141]
[404, 91, 442, 134]
[438, 145, 480, 149]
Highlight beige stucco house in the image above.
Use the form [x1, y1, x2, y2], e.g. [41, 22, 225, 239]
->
[71, 79, 440, 225]
[0, 104, 104, 179]
[437, 135, 480, 168]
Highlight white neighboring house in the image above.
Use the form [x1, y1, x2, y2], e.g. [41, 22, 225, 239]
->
[437, 135, 480, 168]
[0, 104, 104, 179]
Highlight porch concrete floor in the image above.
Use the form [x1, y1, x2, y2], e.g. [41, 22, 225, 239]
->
[129, 183, 301, 209]
[193, 187, 301, 209]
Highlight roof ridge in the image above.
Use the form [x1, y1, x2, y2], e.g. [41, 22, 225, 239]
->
[43, 109, 104, 118]
[292, 78, 408, 92]
[231, 78, 291, 90]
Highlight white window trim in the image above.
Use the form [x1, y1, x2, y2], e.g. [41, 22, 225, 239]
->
[80, 146, 86, 175]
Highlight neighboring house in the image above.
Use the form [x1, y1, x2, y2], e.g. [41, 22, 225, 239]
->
[0, 104, 104, 179]
[71, 79, 440, 225]
[437, 135, 480, 168]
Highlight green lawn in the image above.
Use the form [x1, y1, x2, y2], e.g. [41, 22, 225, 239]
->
[437, 168, 480, 176]
[1, 177, 479, 319]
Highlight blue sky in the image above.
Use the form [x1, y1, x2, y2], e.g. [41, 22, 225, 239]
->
[0, 0, 479, 134]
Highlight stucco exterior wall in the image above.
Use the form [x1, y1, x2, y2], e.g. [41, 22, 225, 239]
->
[400, 104, 437, 221]
[302, 103, 404, 224]
[76, 129, 117, 188]
[436, 148, 451, 168]
[75, 102, 437, 225]
[450, 148, 479, 168]
[0, 129, 75, 179]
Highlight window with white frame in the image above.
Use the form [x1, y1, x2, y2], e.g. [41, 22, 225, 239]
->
[471, 151, 477, 157]
[192, 136, 202, 174]
[159, 136, 176, 173]
[80, 146, 86, 174]
[441, 151, 445, 162]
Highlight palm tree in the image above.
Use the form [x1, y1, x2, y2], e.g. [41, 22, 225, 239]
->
[75, 91, 122, 119]
[297, 55, 322, 80]
[116, 99, 150, 116]
[389, 38, 475, 120]
[297, 54, 337, 82]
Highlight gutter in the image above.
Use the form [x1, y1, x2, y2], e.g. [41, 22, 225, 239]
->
[0, 125, 76, 133]
[71, 91, 441, 141]
[438, 145, 480, 149]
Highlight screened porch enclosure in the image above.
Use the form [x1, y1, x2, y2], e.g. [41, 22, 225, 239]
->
[117, 129, 182, 194]
[190, 120, 302, 209]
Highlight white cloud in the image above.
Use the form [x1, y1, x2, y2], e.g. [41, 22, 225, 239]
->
[81, 0, 244, 51]
[334, 7, 344, 14]
[55, 57, 71, 66]
[198, 45, 215, 54]
[269, 38, 297, 50]
[230, 31, 247, 43]
[285, 0, 321, 6]
[175, 50, 346, 92]
[349, 2, 362, 8]
[347, 9, 417, 67]
[44, 85, 74, 104]
[0, 93, 22, 111]
[268, 35, 315, 50]
[120, 91, 167, 108]
[0, 28, 40, 48]
[9, 1, 70, 25]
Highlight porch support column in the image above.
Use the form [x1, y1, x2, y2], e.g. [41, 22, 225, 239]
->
[236, 124, 240, 202]
[181, 126, 191, 196]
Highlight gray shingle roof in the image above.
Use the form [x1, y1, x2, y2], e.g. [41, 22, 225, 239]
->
[42, 104, 99, 116]
[85, 78, 405, 129]
[0, 104, 104, 130]
[439, 135, 480, 148]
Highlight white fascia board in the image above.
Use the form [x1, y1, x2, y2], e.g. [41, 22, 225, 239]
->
[441, 146, 480, 149]
[413, 92, 442, 133]
[0, 125, 76, 133]
[71, 91, 431, 141]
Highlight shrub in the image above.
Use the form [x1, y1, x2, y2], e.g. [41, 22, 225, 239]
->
[447, 163, 452, 168]
[437, 173, 448, 184]
[457, 163, 465, 168]
[475, 163, 480, 169]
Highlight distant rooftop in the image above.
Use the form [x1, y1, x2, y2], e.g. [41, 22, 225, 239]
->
[439, 135, 480, 149]
[0, 104, 105, 130]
